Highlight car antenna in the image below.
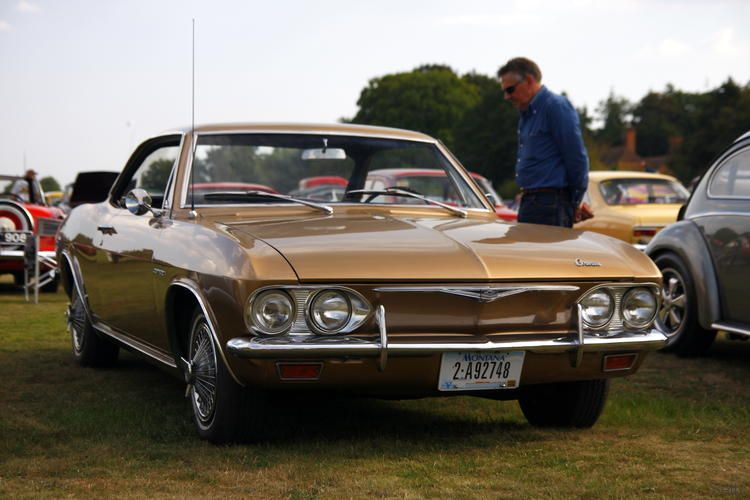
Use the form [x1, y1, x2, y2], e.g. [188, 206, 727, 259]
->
[188, 18, 197, 220]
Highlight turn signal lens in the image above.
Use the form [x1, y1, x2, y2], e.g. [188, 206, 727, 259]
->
[622, 287, 657, 328]
[603, 353, 638, 371]
[248, 290, 295, 335]
[580, 290, 614, 327]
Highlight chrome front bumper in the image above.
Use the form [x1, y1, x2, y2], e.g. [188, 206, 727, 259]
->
[226, 306, 668, 370]
[0, 249, 57, 260]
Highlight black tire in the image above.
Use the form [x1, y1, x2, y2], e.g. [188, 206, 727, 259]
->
[653, 252, 716, 356]
[187, 307, 246, 444]
[518, 379, 610, 428]
[67, 287, 119, 367]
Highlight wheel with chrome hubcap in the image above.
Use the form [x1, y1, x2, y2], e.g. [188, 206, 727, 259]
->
[653, 253, 715, 356]
[187, 307, 245, 443]
[67, 285, 119, 367]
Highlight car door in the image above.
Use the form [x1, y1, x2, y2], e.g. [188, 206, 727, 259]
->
[697, 144, 750, 325]
[89, 136, 181, 346]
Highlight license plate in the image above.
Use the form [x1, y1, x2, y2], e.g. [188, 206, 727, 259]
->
[438, 351, 525, 391]
[2, 231, 27, 244]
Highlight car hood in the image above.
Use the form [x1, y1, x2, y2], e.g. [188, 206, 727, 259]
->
[606, 204, 683, 226]
[224, 212, 658, 282]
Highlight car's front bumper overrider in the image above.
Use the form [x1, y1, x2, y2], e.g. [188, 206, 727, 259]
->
[226, 306, 668, 370]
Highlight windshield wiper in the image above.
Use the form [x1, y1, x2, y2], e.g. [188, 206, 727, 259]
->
[203, 190, 333, 215]
[347, 187, 468, 218]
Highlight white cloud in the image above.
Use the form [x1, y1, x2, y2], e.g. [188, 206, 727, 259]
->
[17, 1, 41, 13]
[712, 27, 750, 57]
[0, 20, 11, 31]
[436, 13, 537, 27]
[658, 38, 690, 57]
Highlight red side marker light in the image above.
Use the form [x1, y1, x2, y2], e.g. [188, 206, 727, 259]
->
[603, 353, 638, 372]
[277, 362, 323, 380]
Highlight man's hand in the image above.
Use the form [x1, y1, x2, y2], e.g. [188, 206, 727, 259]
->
[575, 202, 594, 223]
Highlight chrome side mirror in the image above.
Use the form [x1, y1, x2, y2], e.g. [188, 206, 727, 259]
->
[125, 189, 162, 217]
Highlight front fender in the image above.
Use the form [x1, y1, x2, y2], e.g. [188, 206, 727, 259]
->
[646, 220, 720, 329]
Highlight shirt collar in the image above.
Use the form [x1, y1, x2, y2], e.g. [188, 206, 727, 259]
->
[523, 85, 549, 116]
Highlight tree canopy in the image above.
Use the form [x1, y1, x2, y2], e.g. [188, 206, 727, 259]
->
[348, 65, 750, 195]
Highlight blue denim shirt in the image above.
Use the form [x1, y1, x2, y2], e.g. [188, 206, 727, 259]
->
[516, 86, 589, 206]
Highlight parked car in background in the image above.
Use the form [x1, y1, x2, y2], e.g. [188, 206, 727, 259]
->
[575, 171, 690, 250]
[646, 132, 750, 355]
[0, 174, 65, 291]
[59, 123, 666, 442]
[364, 168, 517, 221]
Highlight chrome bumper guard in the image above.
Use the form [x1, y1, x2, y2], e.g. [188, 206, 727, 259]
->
[226, 305, 668, 370]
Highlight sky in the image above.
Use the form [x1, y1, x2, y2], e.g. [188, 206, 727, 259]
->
[1, 0, 749, 187]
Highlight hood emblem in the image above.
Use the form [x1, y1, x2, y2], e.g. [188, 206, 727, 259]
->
[575, 258, 601, 267]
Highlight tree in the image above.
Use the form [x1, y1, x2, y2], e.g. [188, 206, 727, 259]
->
[40, 176, 60, 192]
[595, 91, 631, 146]
[350, 65, 480, 149]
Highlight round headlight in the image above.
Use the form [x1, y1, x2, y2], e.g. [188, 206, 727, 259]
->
[309, 290, 352, 334]
[247, 290, 295, 335]
[622, 287, 657, 328]
[580, 290, 614, 328]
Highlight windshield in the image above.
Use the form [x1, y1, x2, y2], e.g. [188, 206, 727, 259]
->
[187, 134, 484, 208]
[599, 178, 689, 205]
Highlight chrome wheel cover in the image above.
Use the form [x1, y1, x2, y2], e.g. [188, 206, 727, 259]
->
[190, 319, 218, 425]
[656, 267, 687, 338]
[68, 291, 86, 353]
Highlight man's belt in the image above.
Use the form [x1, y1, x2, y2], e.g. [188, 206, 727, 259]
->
[521, 187, 570, 195]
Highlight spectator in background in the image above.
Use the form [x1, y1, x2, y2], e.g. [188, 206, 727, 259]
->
[11, 169, 38, 203]
[498, 57, 590, 227]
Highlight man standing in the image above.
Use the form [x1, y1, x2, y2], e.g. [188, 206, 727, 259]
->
[498, 57, 589, 227]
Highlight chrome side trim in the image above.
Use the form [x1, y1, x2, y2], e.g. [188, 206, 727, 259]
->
[62, 249, 177, 369]
[373, 285, 580, 303]
[712, 322, 750, 337]
[226, 328, 668, 360]
[170, 279, 243, 386]
[688, 212, 750, 220]
[92, 321, 177, 369]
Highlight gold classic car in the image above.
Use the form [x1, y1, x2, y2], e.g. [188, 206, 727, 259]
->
[575, 171, 690, 250]
[58, 123, 667, 443]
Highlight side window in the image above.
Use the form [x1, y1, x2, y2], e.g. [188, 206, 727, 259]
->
[709, 148, 750, 198]
[122, 145, 180, 209]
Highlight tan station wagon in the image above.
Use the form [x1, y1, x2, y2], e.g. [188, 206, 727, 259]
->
[58, 123, 667, 442]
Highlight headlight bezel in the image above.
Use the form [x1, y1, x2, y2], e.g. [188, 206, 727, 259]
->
[245, 289, 297, 336]
[245, 286, 372, 337]
[577, 283, 660, 333]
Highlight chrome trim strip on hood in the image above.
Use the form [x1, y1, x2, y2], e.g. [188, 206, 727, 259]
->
[372, 285, 580, 303]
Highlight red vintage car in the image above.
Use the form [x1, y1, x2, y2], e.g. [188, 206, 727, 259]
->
[0, 174, 65, 291]
[364, 169, 517, 221]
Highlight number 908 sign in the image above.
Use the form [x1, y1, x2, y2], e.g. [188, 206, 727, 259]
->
[2, 231, 29, 245]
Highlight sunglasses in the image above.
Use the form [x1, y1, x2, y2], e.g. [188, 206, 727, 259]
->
[503, 79, 525, 95]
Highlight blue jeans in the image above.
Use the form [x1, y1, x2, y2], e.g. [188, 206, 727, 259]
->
[518, 191, 575, 228]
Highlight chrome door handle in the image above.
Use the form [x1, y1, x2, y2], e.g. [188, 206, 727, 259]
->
[97, 225, 117, 235]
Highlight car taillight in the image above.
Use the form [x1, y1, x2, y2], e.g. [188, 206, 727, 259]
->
[633, 227, 657, 238]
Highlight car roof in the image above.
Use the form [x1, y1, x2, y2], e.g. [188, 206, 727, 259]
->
[588, 170, 679, 182]
[167, 123, 435, 142]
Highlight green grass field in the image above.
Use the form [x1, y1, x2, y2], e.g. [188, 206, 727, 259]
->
[1, 283, 749, 498]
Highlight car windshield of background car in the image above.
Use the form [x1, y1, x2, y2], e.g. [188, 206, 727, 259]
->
[189, 134, 483, 208]
[599, 179, 689, 205]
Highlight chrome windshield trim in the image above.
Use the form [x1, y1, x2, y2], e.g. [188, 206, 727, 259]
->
[373, 285, 580, 303]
